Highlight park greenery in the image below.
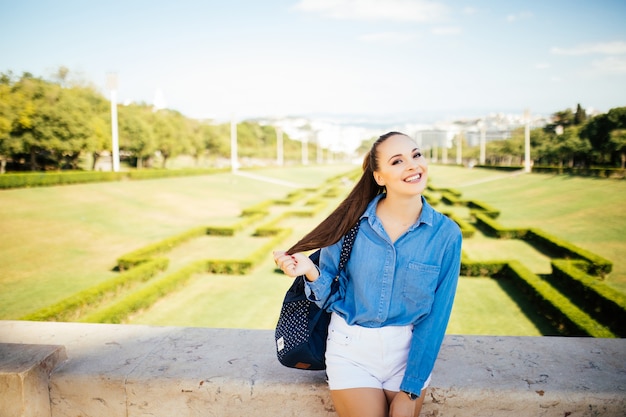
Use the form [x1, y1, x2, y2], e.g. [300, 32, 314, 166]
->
[1, 164, 625, 337]
[0, 68, 323, 173]
[1, 68, 626, 175]
[1, 68, 625, 336]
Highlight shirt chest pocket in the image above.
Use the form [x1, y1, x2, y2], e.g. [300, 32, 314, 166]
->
[401, 262, 441, 314]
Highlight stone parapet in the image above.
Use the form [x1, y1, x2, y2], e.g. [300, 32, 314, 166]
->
[0, 342, 67, 417]
[0, 320, 624, 417]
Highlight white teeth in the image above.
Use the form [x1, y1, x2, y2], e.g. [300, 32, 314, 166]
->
[405, 174, 421, 182]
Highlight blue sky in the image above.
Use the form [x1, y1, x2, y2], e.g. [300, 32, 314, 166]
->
[1, 0, 625, 123]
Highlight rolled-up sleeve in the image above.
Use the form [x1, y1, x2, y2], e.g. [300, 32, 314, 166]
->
[304, 239, 342, 308]
[400, 228, 462, 396]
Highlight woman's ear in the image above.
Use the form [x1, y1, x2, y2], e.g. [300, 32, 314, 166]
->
[373, 172, 384, 186]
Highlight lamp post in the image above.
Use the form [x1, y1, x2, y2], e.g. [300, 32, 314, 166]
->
[456, 131, 463, 165]
[301, 135, 308, 165]
[106, 73, 120, 172]
[478, 120, 486, 165]
[316, 131, 323, 164]
[231, 116, 238, 172]
[276, 126, 283, 166]
[524, 108, 531, 173]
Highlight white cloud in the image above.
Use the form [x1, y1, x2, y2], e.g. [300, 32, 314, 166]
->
[293, 0, 449, 22]
[551, 41, 626, 56]
[591, 56, 626, 73]
[431, 26, 461, 36]
[534, 63, 550, 70]
[506, 11, 533, 22]
[463, 7, 477, 15]
[358, 31, 417, 43]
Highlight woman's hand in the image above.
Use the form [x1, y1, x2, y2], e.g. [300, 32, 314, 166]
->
[273, 251, 319, 281]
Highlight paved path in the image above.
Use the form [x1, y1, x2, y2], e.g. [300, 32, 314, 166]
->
[233, 170, 302, 188]
[459, 169, 526, 187]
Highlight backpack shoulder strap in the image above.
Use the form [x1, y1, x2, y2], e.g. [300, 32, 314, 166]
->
[337, 222, 360, 272]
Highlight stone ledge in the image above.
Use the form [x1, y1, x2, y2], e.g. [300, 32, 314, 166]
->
[0, 320, 624, 417]
[0, 342, 67, 417]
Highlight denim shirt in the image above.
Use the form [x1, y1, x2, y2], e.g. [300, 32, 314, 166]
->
[305, 193, 462, 396]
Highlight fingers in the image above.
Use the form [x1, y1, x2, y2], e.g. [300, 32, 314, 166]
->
[273, 250, 297, 274]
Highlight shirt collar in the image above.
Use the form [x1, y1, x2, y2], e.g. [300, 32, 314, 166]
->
[361, 193, 434, 229]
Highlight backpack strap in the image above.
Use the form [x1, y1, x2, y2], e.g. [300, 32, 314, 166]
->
[337, 222, 360, 273]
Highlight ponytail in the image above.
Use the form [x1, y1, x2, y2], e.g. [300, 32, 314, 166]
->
[287, 151, 382, 254]
[285, 131, 410, 254]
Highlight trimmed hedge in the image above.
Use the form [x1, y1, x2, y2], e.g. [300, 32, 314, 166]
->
[473, 212, 529, 239]
[524, 229, 612, 276]
[82, 229, 292, 323]
[0, 167, 230, 189]
[440, 191, 463, 206]
[466, 199, 500, 219]
[494, 261, 615, 338]
[117, 226, 208, 270]
[21, 258, 169, 322]
[17, 170, 352, 324]
[460, 257, 617, 337]
[548, 260, 626, 337]
[441, 211, 476, 238]
[0, 170, 124, 189]
[460, 258, 508, 277]
[474, 164, 626, 179]
[81, 260, 207, 324]
[531, 166, 626, 179]
[471, 214, 613, 278]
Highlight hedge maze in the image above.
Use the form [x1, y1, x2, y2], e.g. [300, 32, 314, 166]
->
[21, 171, 358, 325]
[22, 172, 626, 338]
[434, 186, 625, 338]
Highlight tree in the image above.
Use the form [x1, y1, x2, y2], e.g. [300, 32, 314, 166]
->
[118, 104, 156, 168]
[581, 107, 626, 166]
[151, 109, 190, 168]
[610, 129, 626, 169]
[553, 126, 591, 167]
[574, 103, 587, 125]
[0, 74, 17, 173]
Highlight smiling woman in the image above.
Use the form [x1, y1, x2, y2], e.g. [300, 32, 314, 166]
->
[273, 132, 462, 417]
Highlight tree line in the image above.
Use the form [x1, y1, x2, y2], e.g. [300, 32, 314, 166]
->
[353, 104, 626, 170]
[482, 104, 626, 169]
[0, 69, 327, 173]
[1, 69, 625, 173]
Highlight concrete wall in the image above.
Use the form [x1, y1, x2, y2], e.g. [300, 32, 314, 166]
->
[0, 320, 624, 417]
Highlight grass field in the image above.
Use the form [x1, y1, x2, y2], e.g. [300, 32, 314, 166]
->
[427, 165, 626, 294]
[1, 164, 624, 336]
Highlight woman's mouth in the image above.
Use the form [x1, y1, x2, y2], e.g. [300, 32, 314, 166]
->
[404, 173, 422, 183]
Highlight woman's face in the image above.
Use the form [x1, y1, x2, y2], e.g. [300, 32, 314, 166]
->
[372, 134, 428, 197]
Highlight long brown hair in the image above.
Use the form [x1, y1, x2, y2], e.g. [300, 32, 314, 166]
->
[287, 131, 407, 254]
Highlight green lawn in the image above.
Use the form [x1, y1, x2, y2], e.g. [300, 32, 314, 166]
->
[0, 165, 353, 319]
[2, 163, 624, 336]
[428, 165, 626, 294]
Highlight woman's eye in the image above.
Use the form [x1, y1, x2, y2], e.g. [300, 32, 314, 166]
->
[392, 159, 402, 165]
[413, 152, 422, 159]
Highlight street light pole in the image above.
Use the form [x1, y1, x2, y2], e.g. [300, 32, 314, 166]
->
[106, 73, 120, 172]
[301, 135, 308, 165]
[456, 131, 463, 165]
[276, 126, 283, 166]
[478, 120, 486, 165]
[524, 109, 531, 173]
[231, 116, 238, 172]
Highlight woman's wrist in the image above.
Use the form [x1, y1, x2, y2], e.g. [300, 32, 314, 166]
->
[304, 265, 321, 282]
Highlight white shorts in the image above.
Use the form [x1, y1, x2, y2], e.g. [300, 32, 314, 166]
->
[325, 313, 431, 392]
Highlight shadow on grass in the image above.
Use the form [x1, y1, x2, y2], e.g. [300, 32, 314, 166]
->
[494, 276, 563, 336]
